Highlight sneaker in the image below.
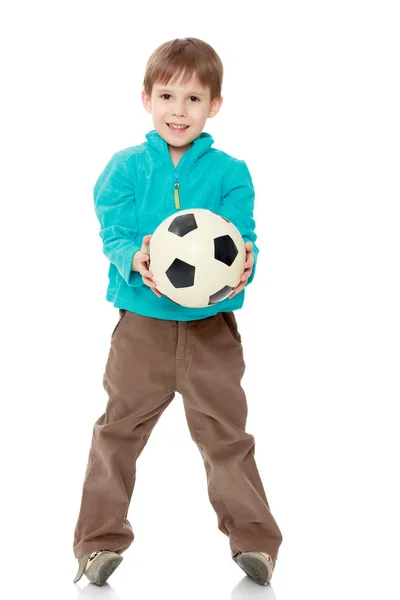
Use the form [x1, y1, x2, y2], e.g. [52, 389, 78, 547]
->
[233, 551, 276, 585]
[73, 549, 123, 585]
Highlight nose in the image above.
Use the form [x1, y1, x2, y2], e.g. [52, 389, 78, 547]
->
[172, 99, 186, 117]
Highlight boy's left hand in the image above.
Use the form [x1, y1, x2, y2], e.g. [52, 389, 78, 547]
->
[228, 241, 254, 299]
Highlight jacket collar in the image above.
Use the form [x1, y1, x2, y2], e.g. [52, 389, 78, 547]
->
[144, 129, 214, 167]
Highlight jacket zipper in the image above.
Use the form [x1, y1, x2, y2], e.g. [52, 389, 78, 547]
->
[174, 173, 181, 209]
[172, 145, 194, 210]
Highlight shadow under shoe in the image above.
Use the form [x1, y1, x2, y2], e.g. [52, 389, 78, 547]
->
[232, 551, 276, 586]
[73, 550, 123, 585]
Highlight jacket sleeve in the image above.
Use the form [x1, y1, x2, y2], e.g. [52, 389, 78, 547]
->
[219, 159, 259, 287]
[94, 152, 143, 287]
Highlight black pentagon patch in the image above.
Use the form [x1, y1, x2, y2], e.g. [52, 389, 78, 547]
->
[168, 213, 198, 237]
[166, 258, 195, 288]
[208, 285, 234, 305]
[214, 235, 238, 267]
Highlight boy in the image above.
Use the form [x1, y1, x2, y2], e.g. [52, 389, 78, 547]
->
[73, 37, 282, 587]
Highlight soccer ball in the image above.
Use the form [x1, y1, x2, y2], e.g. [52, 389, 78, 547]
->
[148, 208, 246, 308]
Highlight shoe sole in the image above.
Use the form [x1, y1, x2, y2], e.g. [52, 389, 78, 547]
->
[234, 552, 272, 586]
[86, 553, 123, 586]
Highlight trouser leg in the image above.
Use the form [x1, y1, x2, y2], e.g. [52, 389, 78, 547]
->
[73, 310, 176, 558]
[178, 312, 283, 560]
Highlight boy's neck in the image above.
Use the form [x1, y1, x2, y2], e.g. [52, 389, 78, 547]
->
[168, 142, 193, 168]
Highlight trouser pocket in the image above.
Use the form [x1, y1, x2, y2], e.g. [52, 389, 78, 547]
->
[220, 311, 242, 344]
[111, 309, 128, 338]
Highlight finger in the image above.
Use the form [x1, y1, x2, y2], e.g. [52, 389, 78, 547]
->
[144, 278, 161, 297]
[142, 276, 156, 287]
[231, 283, 245, 297]
[238, 267, 251, 282]
[141, 234, 152, 251]
[147, 281, 161, 297]
[140, 268, 153, 279]
[228, 284, 241, 299]
[139, 253, 150, 265]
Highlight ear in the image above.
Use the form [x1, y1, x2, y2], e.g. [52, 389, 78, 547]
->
[208, 95, 223, 119]
[142, 90, 152, 114]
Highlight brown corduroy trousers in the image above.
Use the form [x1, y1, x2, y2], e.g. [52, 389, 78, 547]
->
[73, 309, 283, 560]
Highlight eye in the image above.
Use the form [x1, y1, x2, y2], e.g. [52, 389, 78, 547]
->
[159, 94, 200, 102]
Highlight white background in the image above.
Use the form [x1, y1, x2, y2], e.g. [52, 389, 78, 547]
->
[1, 1, 399, 599]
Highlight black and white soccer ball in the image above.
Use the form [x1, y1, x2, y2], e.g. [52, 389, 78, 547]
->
[148, 209, 246, 308]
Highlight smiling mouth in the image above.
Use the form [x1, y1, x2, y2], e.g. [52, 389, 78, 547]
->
[167, 123, 190, 130]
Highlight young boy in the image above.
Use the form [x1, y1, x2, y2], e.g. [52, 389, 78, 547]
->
[72, 37, 283, 587]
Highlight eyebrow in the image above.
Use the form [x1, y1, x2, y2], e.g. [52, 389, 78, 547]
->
[156, 88, 206, 97]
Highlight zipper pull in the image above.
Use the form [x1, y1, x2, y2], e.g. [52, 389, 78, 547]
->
[174, 173, 181, 209]
[174, 183, 180, 209]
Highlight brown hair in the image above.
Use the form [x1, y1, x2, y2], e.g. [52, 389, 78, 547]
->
[143, 37, 223, 102]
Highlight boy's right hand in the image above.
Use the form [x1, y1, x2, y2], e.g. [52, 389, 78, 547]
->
[132, 234, 162, 298]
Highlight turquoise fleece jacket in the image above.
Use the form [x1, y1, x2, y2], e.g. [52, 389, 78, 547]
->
[94, 129, 259, 321]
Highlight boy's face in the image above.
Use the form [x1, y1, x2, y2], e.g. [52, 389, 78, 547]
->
[142, 74, 223, 153]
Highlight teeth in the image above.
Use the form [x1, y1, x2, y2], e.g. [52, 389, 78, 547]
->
[168, 124, 188, 129]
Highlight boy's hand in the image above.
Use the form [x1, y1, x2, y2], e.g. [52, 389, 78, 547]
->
[228, 241, 254, 299]
[132, 234, 162, 298]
